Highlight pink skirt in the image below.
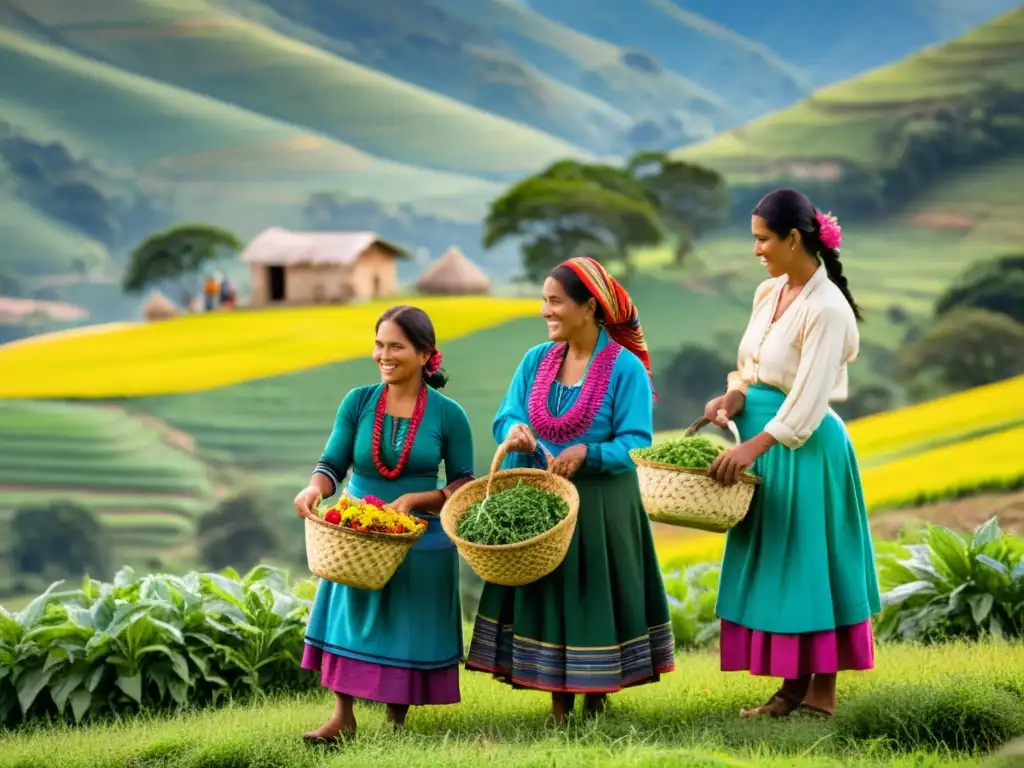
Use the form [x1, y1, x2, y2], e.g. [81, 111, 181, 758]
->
[302, 645, 461, 705]
[720, 618, 876, 679]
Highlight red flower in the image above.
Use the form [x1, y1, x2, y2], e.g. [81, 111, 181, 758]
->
[324, 510, 342, 525]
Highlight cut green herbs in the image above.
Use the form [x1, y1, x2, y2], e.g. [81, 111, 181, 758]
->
[633, 436, 724, 469]
[456, 482, 568, 546]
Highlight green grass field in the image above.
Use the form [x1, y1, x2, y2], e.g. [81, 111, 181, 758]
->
[0, 641, 1020, 767]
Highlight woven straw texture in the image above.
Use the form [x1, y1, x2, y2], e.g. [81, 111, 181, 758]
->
[440, 443, 580, 587]
[304, 512, 425, 590]
[630, 417, 761, 533]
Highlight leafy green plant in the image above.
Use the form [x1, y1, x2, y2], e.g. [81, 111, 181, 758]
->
[875, 516, 1024, 643]
[0, 564, 318, 727]
[663, 562, 720, 649]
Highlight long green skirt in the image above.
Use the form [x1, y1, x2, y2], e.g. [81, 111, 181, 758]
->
[465, 470, 675, 693]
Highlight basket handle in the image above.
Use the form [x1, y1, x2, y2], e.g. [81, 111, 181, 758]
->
[685, 416, 742, 447]
[486, 436, 556, 497]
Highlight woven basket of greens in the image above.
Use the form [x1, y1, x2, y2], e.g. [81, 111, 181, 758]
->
[441, 442, 579, 587]
[630, 417, 761, 533]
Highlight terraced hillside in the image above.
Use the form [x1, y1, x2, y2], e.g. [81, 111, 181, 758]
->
[0, 400, 218, 573]
[673, 6, 1024, 196]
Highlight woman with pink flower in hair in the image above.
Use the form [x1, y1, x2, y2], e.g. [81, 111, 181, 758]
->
[703, 188, 881, 719]
[292, 305, 475, 743]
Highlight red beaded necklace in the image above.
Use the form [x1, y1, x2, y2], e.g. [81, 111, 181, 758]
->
[371, 383, 427, 479]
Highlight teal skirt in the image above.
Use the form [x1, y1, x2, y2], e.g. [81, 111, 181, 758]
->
[715, 383, 881, 635]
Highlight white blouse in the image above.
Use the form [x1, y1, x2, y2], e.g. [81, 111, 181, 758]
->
[726, 265, 859, 449]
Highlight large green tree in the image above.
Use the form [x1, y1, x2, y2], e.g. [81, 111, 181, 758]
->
[484, 160, 664, 283]
[122, 223, 242, 306]
[903, 308, 1024, 392]
[627, 151, 729, 265]
[10, 501, 111, 581]
[934, 253, 1024, 325]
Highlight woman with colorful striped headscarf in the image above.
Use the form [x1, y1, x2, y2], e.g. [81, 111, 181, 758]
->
[464, 257, 675, 725]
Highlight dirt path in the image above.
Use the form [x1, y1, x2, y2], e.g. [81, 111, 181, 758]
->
[869, 491, 1024, 538]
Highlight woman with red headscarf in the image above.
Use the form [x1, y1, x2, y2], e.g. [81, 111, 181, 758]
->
[464, 257, 675, 725]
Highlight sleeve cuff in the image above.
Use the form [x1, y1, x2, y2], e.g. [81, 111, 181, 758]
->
[726, 372, 749, 395]
[313, 463, 339, 496]
[763, 419, 805, 450]
[583, 443, 602, 472]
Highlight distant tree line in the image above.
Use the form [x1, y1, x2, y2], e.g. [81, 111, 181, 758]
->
[899, 252, 1024, 399]
[724, 83, 1024, 222]
[0, 121, 170, 254]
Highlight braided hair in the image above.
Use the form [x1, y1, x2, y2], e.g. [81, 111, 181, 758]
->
[752, 188, 862, 321]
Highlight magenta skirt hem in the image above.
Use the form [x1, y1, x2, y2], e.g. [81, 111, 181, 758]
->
[302, 644, 461, 705]
[719, 618, 876, 678]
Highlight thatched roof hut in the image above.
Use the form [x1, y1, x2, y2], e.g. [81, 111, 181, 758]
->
[415, 247, 491, 295]
[143, 290, 177, 322]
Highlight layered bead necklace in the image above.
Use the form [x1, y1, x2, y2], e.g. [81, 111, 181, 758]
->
[371, 383, 427, 479]
[528, 341, 621, 444]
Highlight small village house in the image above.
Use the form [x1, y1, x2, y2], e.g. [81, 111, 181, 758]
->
[240, 228, 407, 306]
[415, 247, 492, 296]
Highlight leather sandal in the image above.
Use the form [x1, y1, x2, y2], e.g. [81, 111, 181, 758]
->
[739, 688, 804, 719]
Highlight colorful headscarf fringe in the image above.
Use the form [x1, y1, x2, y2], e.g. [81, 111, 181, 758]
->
[561, 257, 657, 400]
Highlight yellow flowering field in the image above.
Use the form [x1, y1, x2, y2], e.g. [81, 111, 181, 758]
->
[0, 298, 539, 399]
[859, 424, 1024, 510]
[847, 374, 1024, 462]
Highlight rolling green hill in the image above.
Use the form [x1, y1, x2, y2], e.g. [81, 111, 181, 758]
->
[424, 0, 726, 144]
[673, 6, 1024, 182]
[528, 0, 811, 119]
[209, 0, 638, 153]
[5, 0, 589, 177]
[0, 189, 110, 278]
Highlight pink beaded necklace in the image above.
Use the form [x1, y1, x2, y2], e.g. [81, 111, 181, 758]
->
[528, 341, 621, 444]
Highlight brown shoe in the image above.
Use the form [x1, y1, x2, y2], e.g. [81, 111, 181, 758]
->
[739, 688, 804, 719]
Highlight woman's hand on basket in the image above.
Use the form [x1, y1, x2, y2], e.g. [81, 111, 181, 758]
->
[505, 423, 537, 454]
[708, 435, 772, 486]
[549, 443, 587, 479]
[293, 485, 321, 518]
[704, 390, 745, 428]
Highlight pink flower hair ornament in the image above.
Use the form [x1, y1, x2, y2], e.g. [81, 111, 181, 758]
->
[816, 210, 842, 251]
[425, 349, 443, 376]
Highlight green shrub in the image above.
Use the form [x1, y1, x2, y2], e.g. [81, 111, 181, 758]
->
[0, 565, 318, 727]
[876, 516, 1024, 643]
[663, 562, 720, 649]
[835, 675, 1024, 753]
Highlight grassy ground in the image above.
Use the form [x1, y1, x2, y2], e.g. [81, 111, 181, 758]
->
[0, 641, 1020, 767]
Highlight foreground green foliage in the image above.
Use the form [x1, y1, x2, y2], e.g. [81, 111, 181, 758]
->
[0, 642, 1020, 767]
[876, 517, 1024, 643]
[0, 566, 315, 727]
